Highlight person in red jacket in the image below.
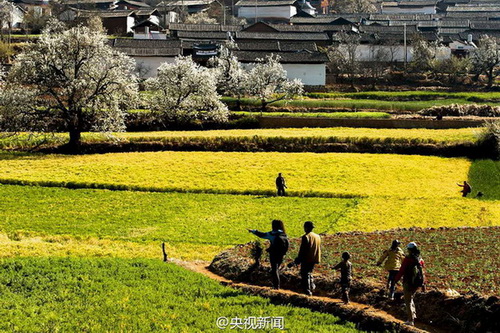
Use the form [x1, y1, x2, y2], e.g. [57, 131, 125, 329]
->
[457, 181, 472, 197]
[394, 242, 426, 326]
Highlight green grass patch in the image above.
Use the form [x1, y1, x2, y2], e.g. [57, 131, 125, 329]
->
[469, 159, 500, 200]
[0, 257, 361, 332]
[306, 91, 500, 102]
[232, 111, 391, 119]
[223, 97, 490, 112]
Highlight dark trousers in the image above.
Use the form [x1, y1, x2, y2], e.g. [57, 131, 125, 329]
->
[387, 270, 399, 298]
[300, 262, 316, 295]
[270, 256, 283, 289]
[341, 281, 350, 304]
[277, 187, 286, 196]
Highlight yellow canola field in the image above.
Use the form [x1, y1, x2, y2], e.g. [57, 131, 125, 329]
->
[0, 151, 471, 199]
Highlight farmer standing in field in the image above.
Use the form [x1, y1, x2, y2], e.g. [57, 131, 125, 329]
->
[376, 239, 405, 300]
[394, 242, 426, 326]
[276, 173, 287, 196]
[288, 221, 321, 296]
[248, 220, 289, 289]
[457, 181, 472, 197]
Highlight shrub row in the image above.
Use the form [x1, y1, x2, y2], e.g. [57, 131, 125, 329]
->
[419, 104, 500, 117]
[38, 136, 495, 159]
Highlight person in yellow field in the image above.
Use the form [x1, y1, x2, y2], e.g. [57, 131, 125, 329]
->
[376, 239, 405, 300]
[288, 221, 321, 296]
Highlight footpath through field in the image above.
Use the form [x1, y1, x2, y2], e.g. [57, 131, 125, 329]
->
[176, 260, 442, 333]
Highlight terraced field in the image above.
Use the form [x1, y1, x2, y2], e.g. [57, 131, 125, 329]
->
[0, 257, 361, 332]
[1, 124, 498, 331]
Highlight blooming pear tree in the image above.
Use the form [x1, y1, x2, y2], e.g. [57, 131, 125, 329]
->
[471, 35, 500, 88]
[146, 56, 229, 123]
[209, 44, 248, 110]
[0, 21, 138, 149]
[245, 55, 304, 112]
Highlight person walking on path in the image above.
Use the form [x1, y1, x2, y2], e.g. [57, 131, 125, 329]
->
[276, 173, 287, 197]
[394, 242, 426, 326]
[376, 239, 405, 300]
[248, 220, 289, 289]
[333, 252, 352, 304]
[457, 181, 472, 197]
[288, 221, 321, 296]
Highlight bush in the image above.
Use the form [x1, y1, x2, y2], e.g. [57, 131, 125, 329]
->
[478, 120, 500, 159]
[419, 103, 500, 117]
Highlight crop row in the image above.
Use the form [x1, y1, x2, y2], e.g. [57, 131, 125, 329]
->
[223, 226, 500, 296]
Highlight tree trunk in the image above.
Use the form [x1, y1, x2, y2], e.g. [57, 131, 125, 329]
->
[487, 68, 494, 88]
[68, 130, 81, 151]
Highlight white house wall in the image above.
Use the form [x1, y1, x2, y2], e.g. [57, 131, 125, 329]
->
[238, 6, 297, 20]
[348, 45, 451, 62]
[242, 63, 326, 86]
[134, 56, 176, 79]
[282, 63, 325, 86]
[127, 16, 135, 33]
[381, 6, 436, 14]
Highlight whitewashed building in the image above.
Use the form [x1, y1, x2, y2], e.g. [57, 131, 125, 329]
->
[235, 0, 298, 21]
[381, 1, 437, 14]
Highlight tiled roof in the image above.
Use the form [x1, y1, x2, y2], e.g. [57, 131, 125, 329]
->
[235, 31, 330, 40]
[233, 50, 329, 63]
[168, 23, 243, 31]
[290, 15, 365, 24]
[268, 23, 354, 32]
[116, 0, 151, 8]
[235, 0, 296, 6]
[235, 40, 317, 51]
[447, 5, 500, 12]
[470, 22, 500, 30]
[177, 31, 230, 39]
[360, 25, 418, 33]
[112, 39, 182, 56]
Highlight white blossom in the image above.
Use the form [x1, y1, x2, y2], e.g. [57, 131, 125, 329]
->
[245, 54, 304, 111]
[0, 21, 138, 148]
[146, 55, 229, 123]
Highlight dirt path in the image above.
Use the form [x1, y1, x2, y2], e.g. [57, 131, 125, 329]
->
[174, 259, 444, 333]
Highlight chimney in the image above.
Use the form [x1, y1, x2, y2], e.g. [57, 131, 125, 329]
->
[467, 34, 473, 43]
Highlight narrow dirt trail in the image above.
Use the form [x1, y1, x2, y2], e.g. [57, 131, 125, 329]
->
[174, 260, 445, 333]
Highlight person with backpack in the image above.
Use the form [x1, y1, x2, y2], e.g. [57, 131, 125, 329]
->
[333, 252, 352, 304]
[276, 173, 287, 197]
[376, 239, 405, 300]
[457, 181, 472, 197]
[288, 221, 321, 296]
[248, 219, 289, 289]
[394, 242, 426, 326]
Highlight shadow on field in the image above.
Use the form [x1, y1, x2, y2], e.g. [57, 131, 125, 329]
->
[468, 159, 500, 201]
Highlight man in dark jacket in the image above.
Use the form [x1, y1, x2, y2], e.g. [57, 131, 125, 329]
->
[276, 173, 287, 196]
[289, 221, 321, 296]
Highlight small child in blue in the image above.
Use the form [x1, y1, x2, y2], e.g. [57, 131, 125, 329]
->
[333, 252, 352, 304]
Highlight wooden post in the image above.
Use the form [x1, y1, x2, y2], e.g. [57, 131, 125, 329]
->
[161, 242, 168, 262]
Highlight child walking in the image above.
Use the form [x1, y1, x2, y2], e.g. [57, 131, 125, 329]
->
[333, 252, 352, 304]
